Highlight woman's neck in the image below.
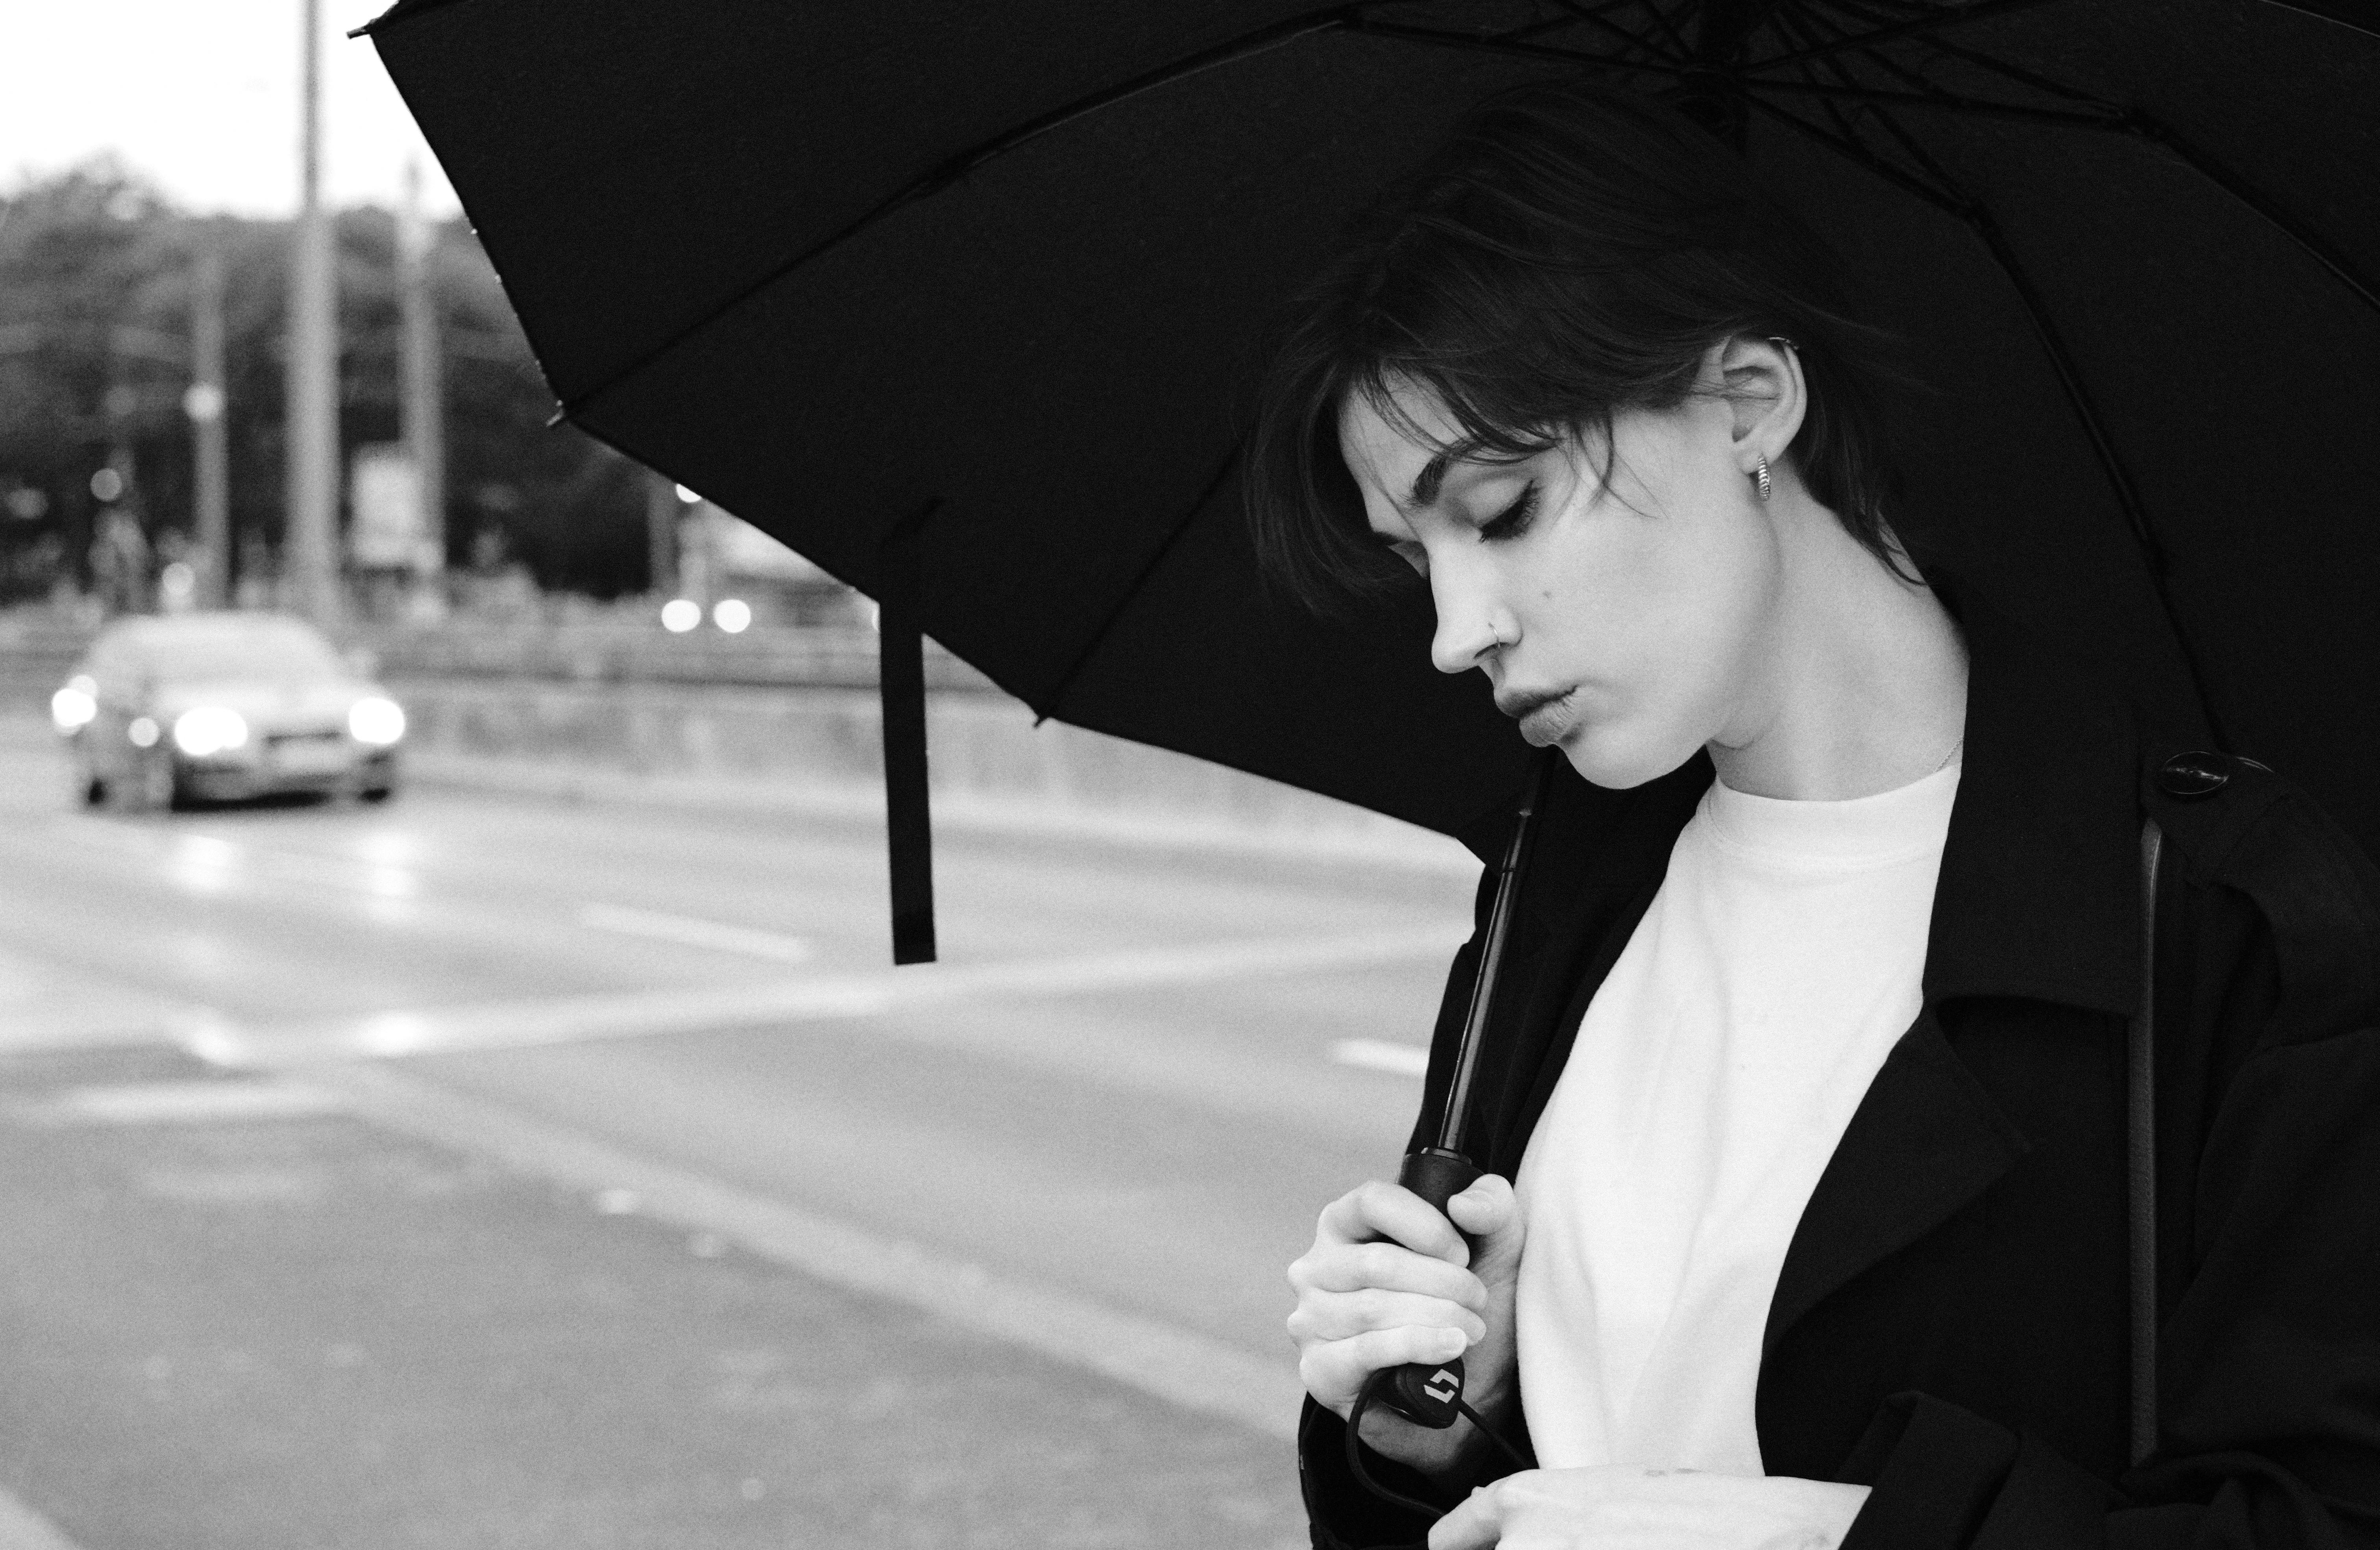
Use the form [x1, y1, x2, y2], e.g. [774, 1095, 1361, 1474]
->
[1706, 499, 1968, 802]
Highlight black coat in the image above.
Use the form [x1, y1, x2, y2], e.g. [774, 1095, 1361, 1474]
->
[1299, 596, 2380, 1550]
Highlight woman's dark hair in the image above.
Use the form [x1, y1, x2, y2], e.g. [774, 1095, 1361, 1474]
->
[1245, 81, 1924, 610]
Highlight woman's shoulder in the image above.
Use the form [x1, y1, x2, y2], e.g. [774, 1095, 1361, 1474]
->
[2146, 745, 2380, 1046]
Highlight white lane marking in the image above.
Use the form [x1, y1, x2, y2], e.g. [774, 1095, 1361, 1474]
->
[203, 924, 1466, 1062]
[0, 945, 227, 1054]
[0, 1487, 83, 1550]
[298, 1060, 1304, 1442]
[576, 903, 816, 966]
[23, 1081, 352, 1127]
[38, 823, 421, 902]
[1331, 1038, 1430, 1078]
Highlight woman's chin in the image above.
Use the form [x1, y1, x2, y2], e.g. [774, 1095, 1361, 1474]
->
[1557, 723, 1698, 791]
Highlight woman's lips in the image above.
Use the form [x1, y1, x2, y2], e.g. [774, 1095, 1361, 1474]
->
[1512, 688, 1579, 747]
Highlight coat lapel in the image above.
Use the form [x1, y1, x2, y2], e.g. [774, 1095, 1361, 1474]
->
[1762, 1006, 2031, 1354]
[1753, 586, 2142, 1352]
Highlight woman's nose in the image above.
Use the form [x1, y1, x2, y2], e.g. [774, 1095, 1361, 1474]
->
[1428, 568, 1513, 675]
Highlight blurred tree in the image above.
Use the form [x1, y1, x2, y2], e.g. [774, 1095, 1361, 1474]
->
[0, 160, 651, 606]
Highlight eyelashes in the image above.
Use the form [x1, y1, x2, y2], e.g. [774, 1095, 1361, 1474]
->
[1477, 482, 1540, 542]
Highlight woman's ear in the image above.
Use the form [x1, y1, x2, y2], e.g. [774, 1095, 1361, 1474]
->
[1714, 334, 1805, 474]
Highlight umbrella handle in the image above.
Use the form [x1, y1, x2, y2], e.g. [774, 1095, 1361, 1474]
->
[1373, 1146, 1483, 1428]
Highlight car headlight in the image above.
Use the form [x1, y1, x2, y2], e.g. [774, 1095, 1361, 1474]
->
[51, 679, 97, 732]
[172, 706, 250, 757]
[348, 697, 406, 745]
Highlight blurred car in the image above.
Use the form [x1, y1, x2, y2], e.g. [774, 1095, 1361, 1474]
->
[51, 612, 405, 810]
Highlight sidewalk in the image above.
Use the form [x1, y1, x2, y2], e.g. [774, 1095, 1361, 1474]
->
[0, 1044, 1308, 1550]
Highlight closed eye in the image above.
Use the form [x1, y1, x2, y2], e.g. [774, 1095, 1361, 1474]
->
[1477, 483, 1539, 542]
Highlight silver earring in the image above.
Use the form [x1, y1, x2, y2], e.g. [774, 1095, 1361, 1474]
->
[1754, 454, 1773, 501]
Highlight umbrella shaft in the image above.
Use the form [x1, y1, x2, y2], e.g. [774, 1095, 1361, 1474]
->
[1434, 751, 1556, 1154]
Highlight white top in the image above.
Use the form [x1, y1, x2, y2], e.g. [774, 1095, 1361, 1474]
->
[1512, 762, 1960, 1475]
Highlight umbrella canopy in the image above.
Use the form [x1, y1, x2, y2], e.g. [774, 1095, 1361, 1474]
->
[365, 0, 2380, 860]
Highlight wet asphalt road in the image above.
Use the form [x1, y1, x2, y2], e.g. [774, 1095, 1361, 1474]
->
[0, 715, 1477, 1546]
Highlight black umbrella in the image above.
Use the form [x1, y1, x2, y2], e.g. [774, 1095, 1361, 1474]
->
[361, 0, 2380, 955]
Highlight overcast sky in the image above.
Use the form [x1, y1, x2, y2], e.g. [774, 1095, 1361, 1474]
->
[2, 1, 462, 218]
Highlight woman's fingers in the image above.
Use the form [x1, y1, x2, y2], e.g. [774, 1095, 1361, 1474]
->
[1289, 1237, 1486, 1309]
[1315, 1179, 1473, 1264]
[1298, 1324, 1472, 1411]
[1443, 1175, 1527, 1284]
[1442, 1174, 1517, 1242]
[1427, 1478, 1516, 1550]
[1286, 1286, 1487, 1348]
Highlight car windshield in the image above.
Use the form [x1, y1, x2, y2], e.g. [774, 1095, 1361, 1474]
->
[118, 621, 347, 685]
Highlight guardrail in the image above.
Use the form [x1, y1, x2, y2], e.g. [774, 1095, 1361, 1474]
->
[0, 612, 996, 698]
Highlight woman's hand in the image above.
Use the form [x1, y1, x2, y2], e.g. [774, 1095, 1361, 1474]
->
[1286, 1173, 1525, 1477]
[1427, 1465, 1871, 1550]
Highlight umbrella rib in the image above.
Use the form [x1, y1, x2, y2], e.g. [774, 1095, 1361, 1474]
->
[1957, 206, 2231, 746]
[1741, 79, 2123, 126]
[1750, 92, 2231, 745]
[1542, 0, 1691, 62]
[553, 6, 1365, 419]
[1793, 2, 2010, 196]
[1772, 4, 1925, 185]
[1765, 8, 2380, 321]
[1821, 0, 2104, 104]
[1342, 20, 1693, 78]
[1743, 94, 1969, 215]
[2254, 0, 2380, 40]
[2113, 113, 2380, 316]
[1758, 94, 2168, 572]
[1628, 0, 1697, 59]
[547, 3, 1671, 422]
[1795, 102, 2380, 318]
[1771, 82, 2180, 576]
[1748, 0, 2065, 70]
[1961, 216, 2164, 572]
[1038, 451, 1242, 725]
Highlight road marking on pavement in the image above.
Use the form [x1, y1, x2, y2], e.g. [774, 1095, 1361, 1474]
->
[0, 1486, 83, 1550]
[294, 1059, 1306, 1442]
[0, 945, 226, 1055]
[198, 925, 1466, 1062]
[576, 903, 817, 965]
[22, 1081, 353, 1127]
[1331, 1038, 1430, 1078]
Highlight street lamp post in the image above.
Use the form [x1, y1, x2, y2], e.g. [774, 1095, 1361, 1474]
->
[187, 242, 230, 609]
[283, 0, 341, 623]
[397, 161, 445, 610]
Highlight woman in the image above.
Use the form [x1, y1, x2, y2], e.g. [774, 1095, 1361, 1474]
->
[1250, 85, 2380, 1550]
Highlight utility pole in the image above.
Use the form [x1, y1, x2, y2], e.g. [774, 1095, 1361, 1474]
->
[645, 469, 679, 597]
[187, 240, 230, 609]
[396, 159, 445, 608]
[283, 0, 341, 623]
